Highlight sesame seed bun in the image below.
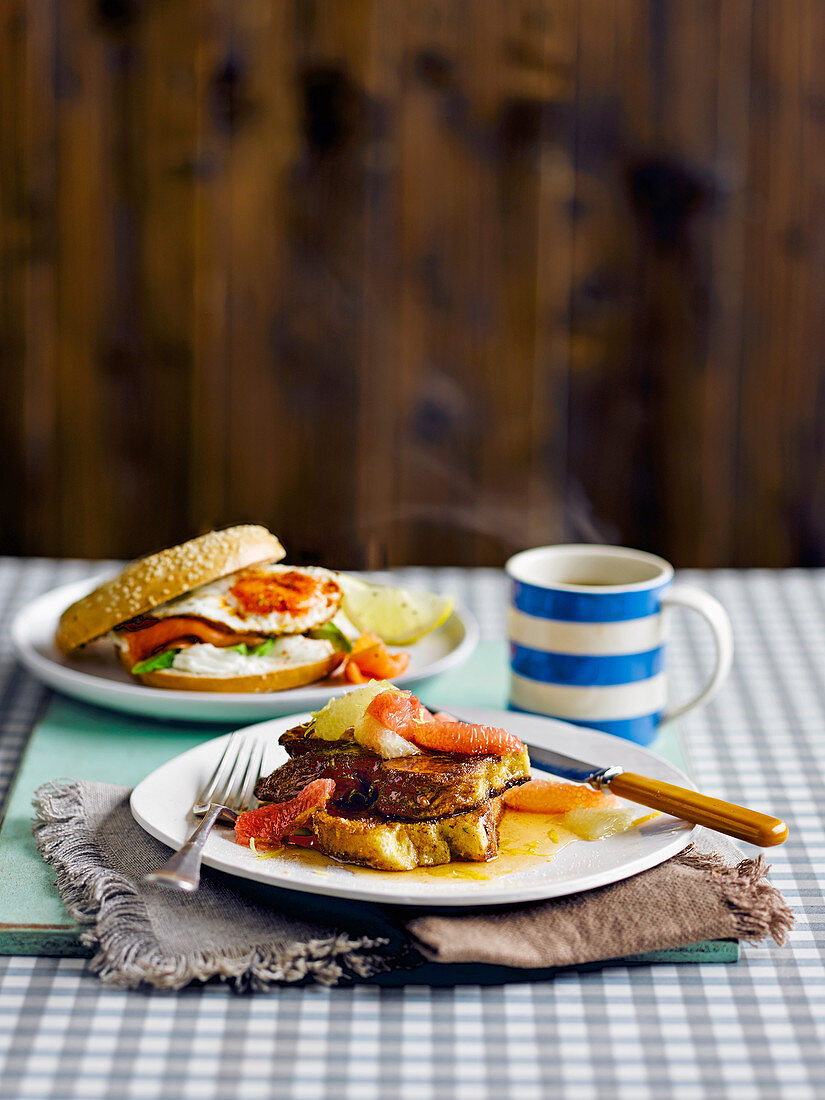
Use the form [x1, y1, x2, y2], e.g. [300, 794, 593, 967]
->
[55, 525, 285, 653]
[115, 647, 343, 693]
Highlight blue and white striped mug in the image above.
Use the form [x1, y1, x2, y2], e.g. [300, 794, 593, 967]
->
[506, 545, 733, 744]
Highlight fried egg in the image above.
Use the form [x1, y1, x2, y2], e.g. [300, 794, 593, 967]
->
[152, 563, 343, 635]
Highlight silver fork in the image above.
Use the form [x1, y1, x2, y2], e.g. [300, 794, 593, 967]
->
[144, 731, 266, 892]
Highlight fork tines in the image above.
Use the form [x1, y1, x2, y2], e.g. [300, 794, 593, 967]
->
[194, 732, 266, 816]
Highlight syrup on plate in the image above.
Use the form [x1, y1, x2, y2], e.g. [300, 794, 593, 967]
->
[250, 808, 602, 881]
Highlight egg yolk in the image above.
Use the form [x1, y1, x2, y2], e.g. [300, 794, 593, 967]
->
[229, 571, 338, 617]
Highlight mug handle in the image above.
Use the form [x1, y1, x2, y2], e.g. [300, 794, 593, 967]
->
[659, 584, 734, 726]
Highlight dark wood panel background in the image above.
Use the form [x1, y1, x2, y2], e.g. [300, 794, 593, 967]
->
[2, 0, 825, 567]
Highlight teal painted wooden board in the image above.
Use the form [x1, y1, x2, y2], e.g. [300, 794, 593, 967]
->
[0, 699, 228, 953]
[0, 643, 738, 966]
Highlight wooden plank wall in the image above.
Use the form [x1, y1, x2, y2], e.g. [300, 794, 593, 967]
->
[2, 0, 825, 567]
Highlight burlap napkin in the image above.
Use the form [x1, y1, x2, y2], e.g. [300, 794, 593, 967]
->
[33, 779, 793, 990]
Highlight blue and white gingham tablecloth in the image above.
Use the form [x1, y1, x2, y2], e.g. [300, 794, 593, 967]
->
[0, 559, 823, 1099]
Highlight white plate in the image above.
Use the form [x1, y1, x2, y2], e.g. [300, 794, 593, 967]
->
[130, 708, 696, 907]
[11, 575, 478, 723]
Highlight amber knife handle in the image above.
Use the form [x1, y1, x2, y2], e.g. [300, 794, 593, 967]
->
[606, 772, 788, 847]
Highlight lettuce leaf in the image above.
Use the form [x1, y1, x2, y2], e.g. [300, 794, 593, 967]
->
[309, 623, 352, 652]
[133, 638, 277, 673]
[131, 649, 179, 674]
[227, 639, 277, 657]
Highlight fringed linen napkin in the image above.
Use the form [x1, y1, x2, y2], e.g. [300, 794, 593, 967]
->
[33, 779, 793, 991]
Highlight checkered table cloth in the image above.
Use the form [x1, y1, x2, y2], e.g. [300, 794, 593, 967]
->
[0, 559, 823, 1100]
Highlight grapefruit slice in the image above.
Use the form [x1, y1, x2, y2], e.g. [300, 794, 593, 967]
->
[409, 721, 524, 756]
[503, 777, 618, 814]
[235, 779, 335, 846]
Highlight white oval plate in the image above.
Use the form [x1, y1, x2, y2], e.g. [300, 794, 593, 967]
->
[130, 708, 696, 907]
[11, 575, 478, 723]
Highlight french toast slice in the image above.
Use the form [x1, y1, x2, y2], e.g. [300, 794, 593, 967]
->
[256, 740, 377, 810]
[255, 730, 530, 820]
[312, 797, 505, 871]
[371, 751, 528, 819]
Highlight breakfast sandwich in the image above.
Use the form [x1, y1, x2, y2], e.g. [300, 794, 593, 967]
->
[55, 526, 351, 692]
[236, 682, 532, 870]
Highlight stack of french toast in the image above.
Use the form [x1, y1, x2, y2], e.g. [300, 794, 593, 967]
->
[252, 683, 531, 871]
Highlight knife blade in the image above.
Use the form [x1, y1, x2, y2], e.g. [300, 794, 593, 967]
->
[440, 710, 788, 847]
[519, 743, 621, 787]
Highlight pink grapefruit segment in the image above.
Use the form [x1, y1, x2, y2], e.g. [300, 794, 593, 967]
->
[416, 707, 457, 723]
[366, 689, 422, 732]
[366, 690, 524, 756]
[235, 779, 335, 846]
[409, 721, 524, 756]
[503, 777, 618, 814]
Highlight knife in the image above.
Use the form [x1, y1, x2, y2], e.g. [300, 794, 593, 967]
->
[443, 712, 788, 848]
[524, 743, 788, 847]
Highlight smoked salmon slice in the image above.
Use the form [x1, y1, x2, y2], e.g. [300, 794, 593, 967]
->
[121, 616, 265, 665]
[340, 633, 410, 682]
